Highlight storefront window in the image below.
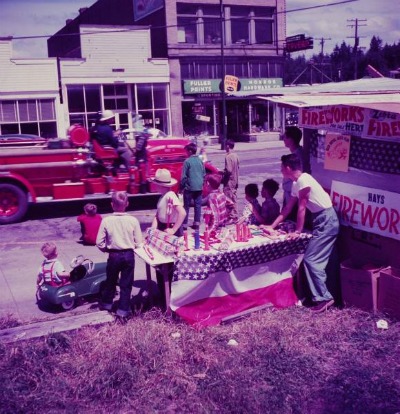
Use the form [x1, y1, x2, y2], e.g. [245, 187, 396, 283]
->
[137, 84, 153, 110]
[0, 99, 57, 137]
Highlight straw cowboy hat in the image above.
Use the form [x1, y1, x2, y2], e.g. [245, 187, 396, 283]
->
[100, 110, 115, 122]
[151, 168, 177, 187]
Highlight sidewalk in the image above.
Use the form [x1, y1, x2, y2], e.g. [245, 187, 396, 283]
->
[206, 139, 285, 155]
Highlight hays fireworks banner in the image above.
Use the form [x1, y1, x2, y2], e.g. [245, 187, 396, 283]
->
[331, 181, 400, 241]
[299, 106, 400, 141]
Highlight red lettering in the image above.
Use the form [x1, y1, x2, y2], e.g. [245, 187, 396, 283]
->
[341, 107, 349, 122]
[349, 106, 358, 122]
[331, 191, 340, 210]
[311, 112, 318, 125]
[381, 122, 391, 137]
[389, 208, 400, 234]
[392, 121, 400, 136]
[319, 110, 326, 124]
[367, 119, 378, 136]
[356, 107, 365, 122]
[333, 108, 341, 123]
[361, 204, 379, 228]
[350, 198, 362, 225]
[377, 207, 389, 230]
[341, 195, 352, 221]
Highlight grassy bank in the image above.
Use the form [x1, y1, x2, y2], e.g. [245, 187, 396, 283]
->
[1, 307, 400, 413]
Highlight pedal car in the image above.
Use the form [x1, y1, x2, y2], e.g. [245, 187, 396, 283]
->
[37, 255, 107, 311]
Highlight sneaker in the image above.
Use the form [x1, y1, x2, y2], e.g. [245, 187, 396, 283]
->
[310, 299, 334, 313]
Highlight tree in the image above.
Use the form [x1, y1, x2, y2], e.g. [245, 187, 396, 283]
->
[364, 36, 387, 75]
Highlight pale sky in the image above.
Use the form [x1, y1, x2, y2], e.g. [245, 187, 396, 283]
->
[0, 0, 399, 58]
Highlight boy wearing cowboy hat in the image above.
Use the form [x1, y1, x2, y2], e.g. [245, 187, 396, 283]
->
[151, 169, 186, 236]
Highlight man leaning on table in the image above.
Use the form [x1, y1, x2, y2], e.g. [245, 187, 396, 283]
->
[263, 153, 339, 313]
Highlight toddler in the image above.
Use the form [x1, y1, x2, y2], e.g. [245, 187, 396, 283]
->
[77, 203, 102, 245]
[37, 242, 70, 286]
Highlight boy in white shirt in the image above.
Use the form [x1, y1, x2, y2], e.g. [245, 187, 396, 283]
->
[264, 153, 339, 313]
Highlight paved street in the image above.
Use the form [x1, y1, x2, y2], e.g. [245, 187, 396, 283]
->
[0, 140, 287, 324]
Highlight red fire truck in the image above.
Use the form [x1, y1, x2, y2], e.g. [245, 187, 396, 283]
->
[0, 126, 191, 224]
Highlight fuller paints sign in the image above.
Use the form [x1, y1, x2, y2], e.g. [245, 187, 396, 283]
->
[299, 105, 400, 141]
[331, 181, 400, 241]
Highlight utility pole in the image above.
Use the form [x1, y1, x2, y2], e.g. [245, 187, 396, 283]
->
[219, 0, 227, 150]
[347, 18, 367, 80]
[315, 37, 331, 56]
[315, 37, 331, 83]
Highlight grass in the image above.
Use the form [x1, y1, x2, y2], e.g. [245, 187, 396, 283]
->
[1, 306, 400, 414]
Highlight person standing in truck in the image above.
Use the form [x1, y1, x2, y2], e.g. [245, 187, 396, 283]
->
[91, 110, 132, 173]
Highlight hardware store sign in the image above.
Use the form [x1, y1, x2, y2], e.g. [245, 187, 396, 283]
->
[183, 78, 282, 95]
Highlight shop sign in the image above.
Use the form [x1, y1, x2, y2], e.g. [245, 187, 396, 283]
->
[285, 34, 314, 52]
[224, 75, 239, 93]
[183, 78, 282, 95]
[331, 181, 400, 241]
[299, 106, 400, 141]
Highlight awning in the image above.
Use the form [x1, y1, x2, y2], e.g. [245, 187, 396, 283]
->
[258, 93, 400, 114]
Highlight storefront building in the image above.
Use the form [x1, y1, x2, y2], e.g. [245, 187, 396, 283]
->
[48, 0, 286, 139]
[0, 26, 169, 138]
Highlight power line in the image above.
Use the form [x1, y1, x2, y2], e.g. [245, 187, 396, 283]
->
[3, 0, 359, 44]
[347, 18, 367, 79]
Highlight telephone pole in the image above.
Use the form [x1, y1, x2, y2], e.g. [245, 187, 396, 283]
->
[315, 37, 331, 83]
[315, 37, 331, 56]
[347, 18, 367, 80]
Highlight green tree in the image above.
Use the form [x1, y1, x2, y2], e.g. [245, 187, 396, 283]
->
[364, 36, 387, 75]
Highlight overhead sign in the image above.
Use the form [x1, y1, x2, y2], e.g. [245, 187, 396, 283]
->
[285, 34, 313, 52]
[299, 105, 400, 141]
[183, 78, 283, 95]
[331, 181, 400, 241]
[134, 0, 164, 21]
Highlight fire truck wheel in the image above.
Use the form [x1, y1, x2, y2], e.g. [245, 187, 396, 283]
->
[61, 299, 76, 311]
[0, 183, 28, 225]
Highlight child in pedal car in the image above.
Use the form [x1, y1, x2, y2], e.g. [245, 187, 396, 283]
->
[37, 242, 70, 286]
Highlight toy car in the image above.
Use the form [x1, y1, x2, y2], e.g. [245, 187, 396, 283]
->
[37, 255, 107, 311]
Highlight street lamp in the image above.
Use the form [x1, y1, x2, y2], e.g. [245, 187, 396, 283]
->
[220, 0, 227, 150]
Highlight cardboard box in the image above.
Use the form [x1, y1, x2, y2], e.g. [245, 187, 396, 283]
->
[340, 259, 382, 312]
[53, 182, 85, 199]
[378, 267, 400, 319]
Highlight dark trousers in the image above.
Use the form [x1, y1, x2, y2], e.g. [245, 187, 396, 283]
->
[183, 190, 202, 226]
[102, 250, 135, 313]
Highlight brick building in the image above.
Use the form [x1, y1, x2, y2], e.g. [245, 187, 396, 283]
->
[48, 0, 286, 140]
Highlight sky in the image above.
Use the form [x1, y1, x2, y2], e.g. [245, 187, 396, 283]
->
[0, 0, 399, 58]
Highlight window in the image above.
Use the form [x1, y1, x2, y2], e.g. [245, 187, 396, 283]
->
[0, 99, 57, 137]
[176, 4, 275, 46]
[67, 84, 101, 129]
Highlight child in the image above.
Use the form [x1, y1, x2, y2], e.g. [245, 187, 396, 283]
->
[37, 242, 70, 286]
[240, 183, 262, 225]
[151, 168, 186, 236]
[180, 142, 205, 230]
[77, 203, 102, 245]
[96, 191, 143, 319]
[204, 173, 229, 234]
[260, 179, 280, 225]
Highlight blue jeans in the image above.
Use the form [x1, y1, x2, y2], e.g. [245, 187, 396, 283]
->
[183, 190, 202, 226]
[102, 250, 135, 315]
[304, 207, 339, 302]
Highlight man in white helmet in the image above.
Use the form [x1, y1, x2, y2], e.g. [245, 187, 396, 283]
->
[92, 110, 132, 173]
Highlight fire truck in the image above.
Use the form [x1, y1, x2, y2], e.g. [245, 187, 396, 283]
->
[0, 125, 191, 225]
